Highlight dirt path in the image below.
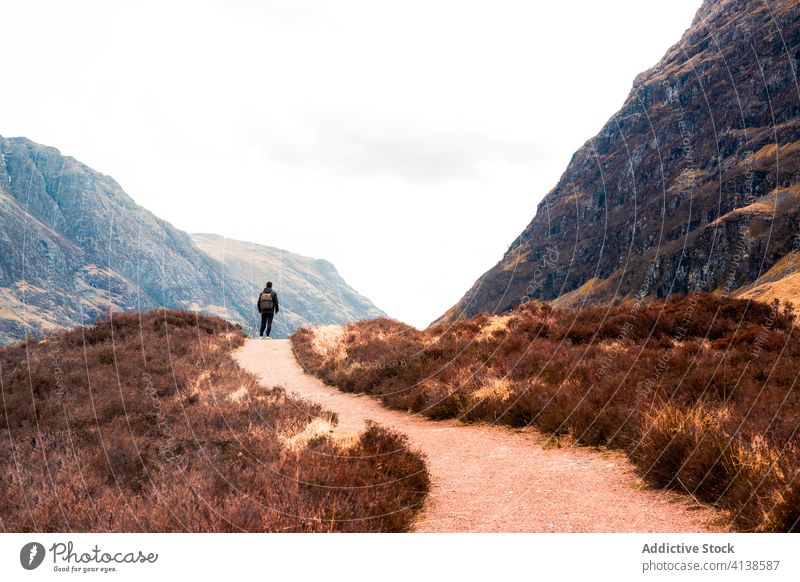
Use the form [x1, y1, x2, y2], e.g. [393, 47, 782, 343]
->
[235, 339, 722, 532]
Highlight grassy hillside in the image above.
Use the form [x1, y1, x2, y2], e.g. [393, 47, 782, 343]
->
[292, 293, 800, 532]
[0, 310, 428, 532]
[192, 233, 386, 338]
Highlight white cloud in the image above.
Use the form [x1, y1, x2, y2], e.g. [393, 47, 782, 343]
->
[246, 113, 544, 183]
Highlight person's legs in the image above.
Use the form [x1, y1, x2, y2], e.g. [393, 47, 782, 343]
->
[259, 312, 268, 336]
[265, 312, 274, 337]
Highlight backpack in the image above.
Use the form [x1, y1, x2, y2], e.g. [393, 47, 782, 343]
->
[259, 291, 275, 312]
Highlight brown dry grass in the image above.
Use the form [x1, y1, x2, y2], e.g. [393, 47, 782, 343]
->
[291, 294, 800, 532]
[0, 310, 429, 532]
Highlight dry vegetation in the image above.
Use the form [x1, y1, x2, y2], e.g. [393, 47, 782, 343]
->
[0, 310, 429, 532]
[291, 293, 800, 532]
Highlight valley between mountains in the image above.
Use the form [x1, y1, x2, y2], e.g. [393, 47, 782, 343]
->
[3, 0, 800, 534]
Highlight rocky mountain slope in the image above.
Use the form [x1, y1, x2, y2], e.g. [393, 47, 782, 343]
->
[441, 0, 800, 322]
[192, 233, 385, 337]
[0, 136, 383, 343]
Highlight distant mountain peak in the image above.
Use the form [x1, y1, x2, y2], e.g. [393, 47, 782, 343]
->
[191, 233, 385, 335]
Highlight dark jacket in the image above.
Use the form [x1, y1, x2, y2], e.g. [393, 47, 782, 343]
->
[257, 288, 279, 314]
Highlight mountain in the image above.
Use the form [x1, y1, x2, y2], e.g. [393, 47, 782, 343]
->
[0, 136, 383, 343]
[440, 0, 800, 322]
[191, 233, 385, 337]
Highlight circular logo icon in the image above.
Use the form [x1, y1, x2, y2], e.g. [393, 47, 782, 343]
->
[20, 542, 46, 570]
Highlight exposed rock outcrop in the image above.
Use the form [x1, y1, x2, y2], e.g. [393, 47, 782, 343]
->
[441, 0, 800, 322]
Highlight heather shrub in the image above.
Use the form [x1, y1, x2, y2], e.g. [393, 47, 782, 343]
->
[291, 294, 800, 531]
[764, 462, 800, 532]
[0, 310, 429, 532]
[636, 403, 736, 495]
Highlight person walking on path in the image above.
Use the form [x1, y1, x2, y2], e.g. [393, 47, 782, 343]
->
[257, 282, 279, 339]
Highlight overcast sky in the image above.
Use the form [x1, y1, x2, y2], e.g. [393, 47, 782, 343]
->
[1, 0, 702, 327]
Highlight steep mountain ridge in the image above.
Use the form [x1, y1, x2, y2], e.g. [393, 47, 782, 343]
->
[0, 136, 383, 343]
[441, 0, 800, 322]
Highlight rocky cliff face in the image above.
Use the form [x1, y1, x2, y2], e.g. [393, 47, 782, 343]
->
[0, 136, 383, 343]
[440, 0, 800, 322]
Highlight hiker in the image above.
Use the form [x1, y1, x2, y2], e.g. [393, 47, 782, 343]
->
[256, 282, 279, 339]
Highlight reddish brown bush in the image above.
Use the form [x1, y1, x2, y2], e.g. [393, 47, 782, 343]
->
[0, 310, 429, 532]
[292, 294, 800, 531]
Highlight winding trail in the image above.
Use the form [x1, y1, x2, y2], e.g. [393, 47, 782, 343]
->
[235, 339, 722, 532]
